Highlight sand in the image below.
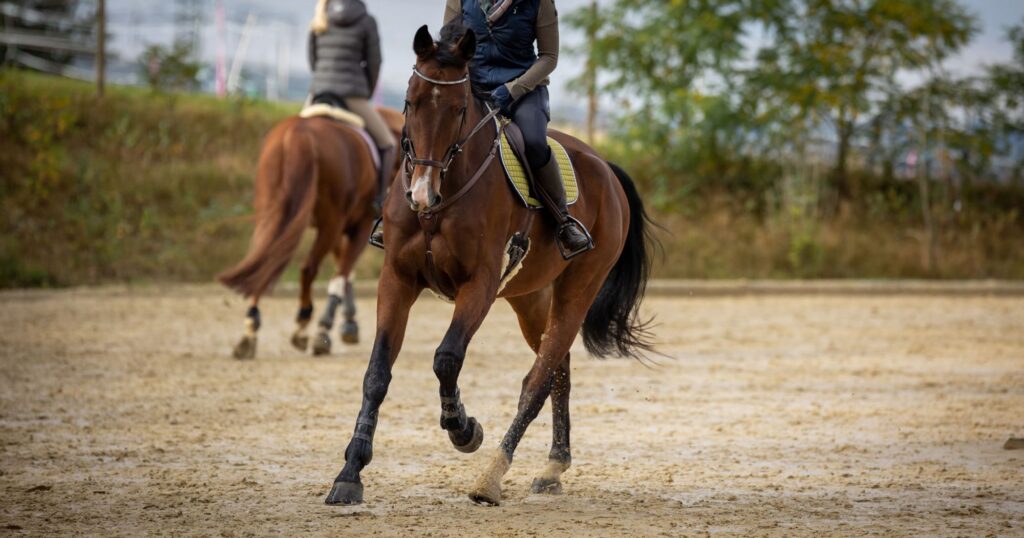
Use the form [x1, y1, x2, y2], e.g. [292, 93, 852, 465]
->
[1, 285, 1021, 536]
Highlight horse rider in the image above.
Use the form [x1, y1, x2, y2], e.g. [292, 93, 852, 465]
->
[309, 0, 397, 214]
[446, 0, 593, 257]
[370, 0, 593, 258]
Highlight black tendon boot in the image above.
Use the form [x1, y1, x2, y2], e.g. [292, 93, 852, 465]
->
[368, 146, 396, 248]
[533, 153, 594, 259]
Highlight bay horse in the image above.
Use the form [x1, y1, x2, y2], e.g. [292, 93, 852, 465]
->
[218, 107, 403, 360]
[324, 24, 655, 506]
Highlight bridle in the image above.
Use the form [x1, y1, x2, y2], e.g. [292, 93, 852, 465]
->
[399, 64, 508, 301]
[401, 66, 502, 214]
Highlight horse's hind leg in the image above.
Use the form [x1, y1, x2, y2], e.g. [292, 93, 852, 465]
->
[533, 355, 571, 493]
[339, 219, 374, 345]
[292, 222, 340, 352]
[508, 289, 571, 494]
[312, 242, 346, 356]
[470, 272, 608, 506]
[313, 219, 372, 354]
[232, 295, 261, 360]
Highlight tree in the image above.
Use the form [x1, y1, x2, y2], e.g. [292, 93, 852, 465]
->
[987, 19, 1024, 184]
[564, 0, 777, 206]
[138, 39, 200, 92]
[748, 0, 976, 201]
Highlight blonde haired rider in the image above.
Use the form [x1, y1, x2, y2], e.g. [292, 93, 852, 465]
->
[309, 0, 397, 212]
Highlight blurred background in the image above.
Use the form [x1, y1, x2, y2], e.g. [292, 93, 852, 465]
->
[1, 0, 1022, 287]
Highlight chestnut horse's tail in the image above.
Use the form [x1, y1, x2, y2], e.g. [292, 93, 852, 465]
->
[218, 123, 319, 298]
[581, 162, 657, 360]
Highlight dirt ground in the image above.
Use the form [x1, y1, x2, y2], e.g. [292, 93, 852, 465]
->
[1, 285, 1021, 536]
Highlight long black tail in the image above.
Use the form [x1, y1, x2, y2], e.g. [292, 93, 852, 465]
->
[581, 162, 657, 360]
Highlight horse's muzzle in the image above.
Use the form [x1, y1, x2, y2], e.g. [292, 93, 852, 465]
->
[407, 172, 443, 212]
[406, 190, 443, 212]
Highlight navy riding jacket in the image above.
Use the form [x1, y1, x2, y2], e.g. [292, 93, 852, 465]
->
[461, 0, 540, 92]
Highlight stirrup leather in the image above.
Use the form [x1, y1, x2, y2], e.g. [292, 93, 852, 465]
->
[368, 217, 385, 249]
[556, 215, 594, 260]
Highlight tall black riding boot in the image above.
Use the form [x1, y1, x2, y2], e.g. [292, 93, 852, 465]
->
[369, 146, 396, 248]
[373, 146, 397, 213]
[533, 153, 594, 259]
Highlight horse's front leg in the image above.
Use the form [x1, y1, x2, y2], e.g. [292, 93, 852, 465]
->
[325, 267, 420, 505]
[434, 278, 499, 453]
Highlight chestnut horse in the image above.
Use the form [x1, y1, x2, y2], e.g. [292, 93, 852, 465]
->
[324, 24, 655, 506]
[219, 108, 403, 359]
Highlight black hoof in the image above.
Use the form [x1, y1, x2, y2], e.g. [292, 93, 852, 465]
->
[341, 321, 359, 344]
[449, 417, 484, 454]
[530, 477, 563, 495]
[232, 336, 256, 360]
[291, 333, 309, 351]
[312, 332, 331, 356]
[325, 481, 363, 506]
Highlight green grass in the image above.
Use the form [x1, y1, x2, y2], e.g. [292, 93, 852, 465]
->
[1, 70, 1021, 288]
[1, 71, 292, 287]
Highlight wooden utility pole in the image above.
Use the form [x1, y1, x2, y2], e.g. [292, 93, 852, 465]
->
[585, 0, 598, 145]
[96, 0, 106, 97]
[917, 84, 937, 274]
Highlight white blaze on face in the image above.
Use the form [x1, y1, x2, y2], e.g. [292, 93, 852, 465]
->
[410, 168, 437, 209]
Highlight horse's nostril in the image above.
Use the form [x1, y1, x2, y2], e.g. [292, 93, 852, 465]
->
[433, 194, 443, 207]
[405, 191, 414, 204]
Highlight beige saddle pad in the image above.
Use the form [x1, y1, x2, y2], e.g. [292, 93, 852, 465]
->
[299, 103, 366, 129]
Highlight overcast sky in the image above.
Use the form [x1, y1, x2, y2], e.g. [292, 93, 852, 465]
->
[106, 0, 1024, 110]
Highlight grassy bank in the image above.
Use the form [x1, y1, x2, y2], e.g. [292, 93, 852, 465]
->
[1, 71, 1021, 287]
[1, 71, 293, 287]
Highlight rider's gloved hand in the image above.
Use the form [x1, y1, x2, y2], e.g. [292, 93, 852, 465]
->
[491, 85, 515, 117]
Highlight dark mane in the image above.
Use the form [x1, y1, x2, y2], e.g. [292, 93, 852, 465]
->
[436, 21, 471, 68]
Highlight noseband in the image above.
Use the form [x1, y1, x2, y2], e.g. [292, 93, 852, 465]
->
[401, 66, 502, 214]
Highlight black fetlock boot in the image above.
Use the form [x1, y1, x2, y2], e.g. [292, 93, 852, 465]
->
[369, 146, 396, 248]
[533, 153, 594, 259]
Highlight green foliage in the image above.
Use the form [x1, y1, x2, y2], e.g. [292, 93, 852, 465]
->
[570, 0, 981, 204]
[566, 2, 1023, 278]
[0, 70, 1021, 286]
[987, 20, 1024, 182]
[138, 40, 202, 92]
[566, 0, 773, 210]
[0, 70, 295, 287]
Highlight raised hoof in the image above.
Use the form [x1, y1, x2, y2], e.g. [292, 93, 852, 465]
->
[232, 336, 256, 360]
[530, 477, 563, 495]
[291, 333, 309, 351]
[341, 321, 359, 345]
[325, 481, 363, 506]
[312, 332, 331, 356]
[449, 417, 484, 454]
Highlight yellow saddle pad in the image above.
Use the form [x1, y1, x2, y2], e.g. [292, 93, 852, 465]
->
[498, 132, 579, 207]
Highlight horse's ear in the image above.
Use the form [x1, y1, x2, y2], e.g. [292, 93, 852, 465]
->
[414, 25, 435, 58]
[455, 29, 476, 63]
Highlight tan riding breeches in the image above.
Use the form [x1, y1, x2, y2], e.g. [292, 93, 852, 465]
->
[343, 97, 396, 150]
